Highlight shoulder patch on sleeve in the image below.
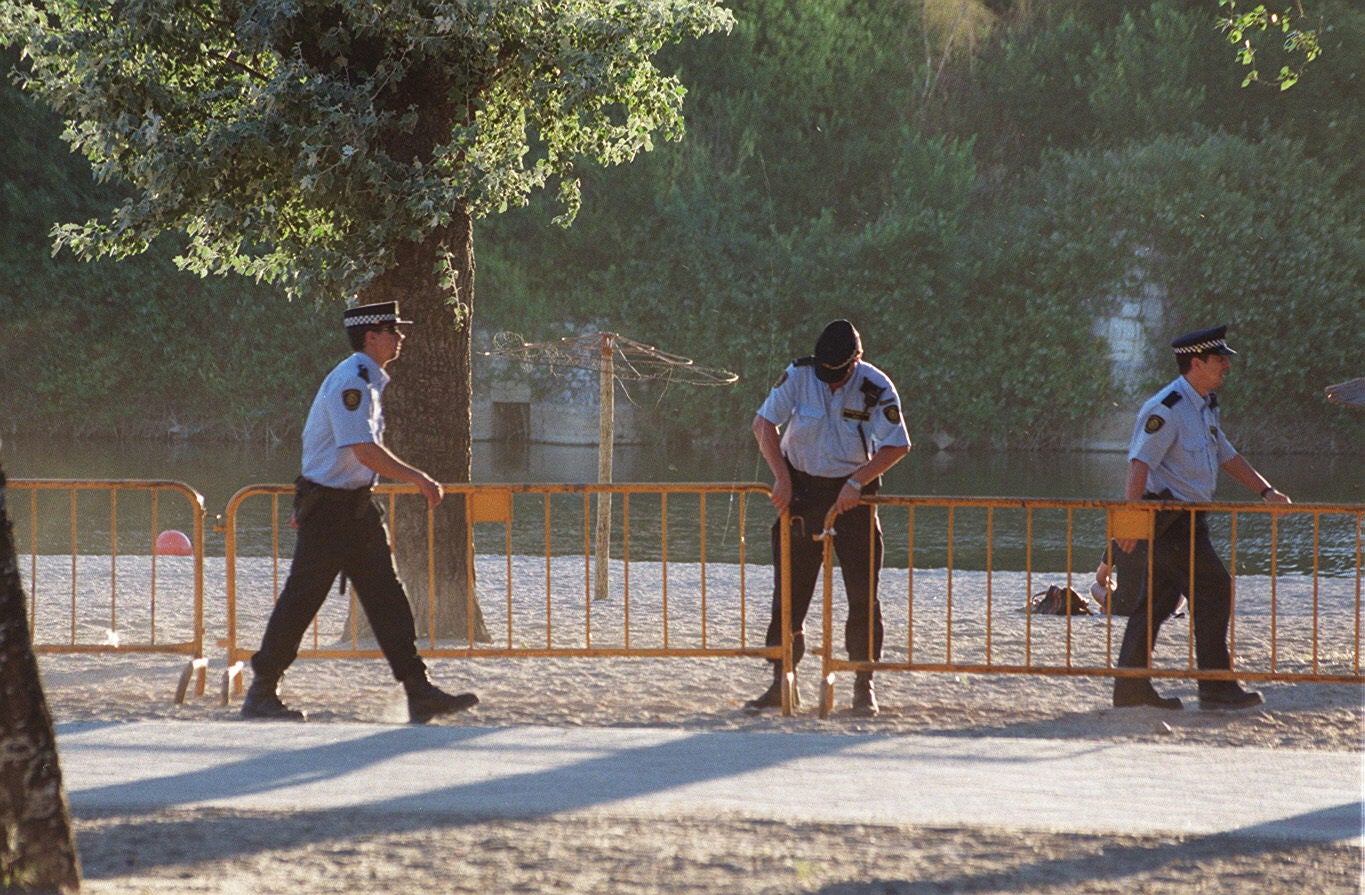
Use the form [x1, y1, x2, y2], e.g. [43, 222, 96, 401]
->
[773, 370, 788, 388]
[1143, 414, 1165, 434]
[342, 389, 363, 411]
[884, 405, 901, 425]
[1160, 391, 1182, 408]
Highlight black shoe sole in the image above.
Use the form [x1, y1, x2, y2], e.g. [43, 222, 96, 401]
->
[743, 695, 799, 713]
[409, 693, 479, 724]
[743, 682, 799, 713]
[241, 706, 307, 721]
[1198, 695, 1263, 711]
[1112, 695, 1183, 710]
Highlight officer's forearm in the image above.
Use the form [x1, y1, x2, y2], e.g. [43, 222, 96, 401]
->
[350, 442, 430, 487]
[850, 444, 908, 486]
[1124, 460, 1149, 501]
[1221, 455, 1287, 501]
[752, 415, 788, 483]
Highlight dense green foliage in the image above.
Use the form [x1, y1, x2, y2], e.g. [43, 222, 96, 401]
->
[477, 0, 1361, 451]
[0, 73, 337, 438]
[2, 1, 1360, 450]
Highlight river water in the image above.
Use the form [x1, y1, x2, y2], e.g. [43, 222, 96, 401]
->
[1, 435, 1360, 575]
[1, 435, 1357, 506]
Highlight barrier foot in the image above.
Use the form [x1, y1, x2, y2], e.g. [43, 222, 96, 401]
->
[175, 657, 210, 705]
[818, 673, 835, 719]
[221, 661, 246, 707]
[781, 671, 797, 716]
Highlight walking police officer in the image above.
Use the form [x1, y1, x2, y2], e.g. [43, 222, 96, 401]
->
[242, 301, 478, 723]
[746, 320, 910, 715]
[1113, 325, 1290, 711]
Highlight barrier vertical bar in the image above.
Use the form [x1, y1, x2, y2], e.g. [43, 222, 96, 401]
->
[1024, 506, 1033, 667]
[984, 506, 994, 666]
[1228, 510, 1239, 665]
[622, 492, 632, 649]
[109, 489, 119, 637]
[661, 492, 670, 650]
[699, 492, 709, 649]
[544, 494, 553, 649]
[149, 490, 160, 645]
[945, 505, 955, 665]
[582, 493, 592, 648]
[1270, 509, 1280, 671]
[780, 507, 794, 715]
[68, 488, 77, 644]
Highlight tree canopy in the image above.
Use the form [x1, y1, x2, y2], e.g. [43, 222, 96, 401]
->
[0, 0, 733, 302]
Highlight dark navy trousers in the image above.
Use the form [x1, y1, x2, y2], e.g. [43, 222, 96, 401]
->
[251, 487, 426, 684]
[1116, 508, 1233, 682]
[765, 466, 885, 666]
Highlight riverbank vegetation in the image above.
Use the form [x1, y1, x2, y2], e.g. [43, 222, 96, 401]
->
[2, 1, 1360, 451]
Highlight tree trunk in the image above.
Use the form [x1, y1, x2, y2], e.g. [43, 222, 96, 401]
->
[0, 467, 82, 894]
[360, 217, 488, 643]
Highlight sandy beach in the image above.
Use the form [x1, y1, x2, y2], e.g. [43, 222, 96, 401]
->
[26, 554, 1365, 893]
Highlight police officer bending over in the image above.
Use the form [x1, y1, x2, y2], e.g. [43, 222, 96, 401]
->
[1113, 325, 1291, 711]
[747, 320, 910, 716]
[242, 301, 478, 723]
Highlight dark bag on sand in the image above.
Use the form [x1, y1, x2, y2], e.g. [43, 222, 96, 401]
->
[1026, 585, 1093, 616]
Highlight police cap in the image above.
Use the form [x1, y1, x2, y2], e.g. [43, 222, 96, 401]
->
[1171, 324, 1236, 356]
[814, 319, 862, 369]
[343, 301, 413, 329]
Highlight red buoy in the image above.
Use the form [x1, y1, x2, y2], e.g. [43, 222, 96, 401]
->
[154, 530, 193, 556]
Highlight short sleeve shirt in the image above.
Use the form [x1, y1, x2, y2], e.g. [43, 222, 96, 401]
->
[1127, 374, 1238, 502]
[757, 360, 910, 478]
[299, 352, 390, 489]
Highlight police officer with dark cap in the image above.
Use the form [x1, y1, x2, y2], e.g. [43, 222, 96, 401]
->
[242, 301, 478, 723]
[746, 320, 910, 715]
[1113, 324, 1290, 711]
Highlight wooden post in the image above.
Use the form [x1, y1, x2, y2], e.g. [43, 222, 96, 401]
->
[594, 333, 615, 601]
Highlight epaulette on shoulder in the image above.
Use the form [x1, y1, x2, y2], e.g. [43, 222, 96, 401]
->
[357, 362, 370, 382]
[1161, 391, 1181, 408]
[859, 377, 886, 406]
[793, 356, 816, 367]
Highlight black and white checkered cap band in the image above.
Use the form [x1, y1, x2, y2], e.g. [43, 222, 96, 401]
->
[1173, 338, 1228, 355]
[344, 312, 396, 327]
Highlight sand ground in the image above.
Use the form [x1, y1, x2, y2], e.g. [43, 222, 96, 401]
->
[26, 554, 1365, 893]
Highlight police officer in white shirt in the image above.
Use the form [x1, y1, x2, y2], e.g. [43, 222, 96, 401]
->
[242, 301, 478, 723]
[1113, 325, 1290, 711]
[746, 320, 910, 715]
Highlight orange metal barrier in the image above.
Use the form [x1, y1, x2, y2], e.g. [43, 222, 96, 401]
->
[10, 479, 209, 702]
[219, 482, 782, 701]
[812, 496, 1363, 716]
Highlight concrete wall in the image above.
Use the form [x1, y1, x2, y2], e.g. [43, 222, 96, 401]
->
[472, 337, 641, 445]
[1085, 247, 1168, 451]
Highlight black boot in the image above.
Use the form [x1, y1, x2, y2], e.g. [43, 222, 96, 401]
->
[242, 675, 306, 721]
[851, 672, 879, 717]
[1198, 681, 1263, 711]
[1113, 677, 1182, 710]
[404, 672, 478, 724]
[744, 664, 799, 713]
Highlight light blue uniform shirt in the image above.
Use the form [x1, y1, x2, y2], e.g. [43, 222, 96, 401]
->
[1127, 374, 1238, 502]
[757, 360, 910, 479]
[299, 352, 390, 489]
